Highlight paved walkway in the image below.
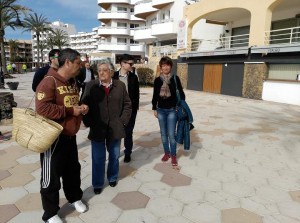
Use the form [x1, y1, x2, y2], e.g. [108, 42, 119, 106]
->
[1, 72, 300, 223]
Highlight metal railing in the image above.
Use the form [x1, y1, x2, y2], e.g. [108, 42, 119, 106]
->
[265, 26, 300, 45]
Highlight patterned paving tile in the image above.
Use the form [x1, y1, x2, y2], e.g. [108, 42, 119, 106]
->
[147, 197, 183, 218]
[8, 163, 40, 174]
[135, 138, 161, 148]
[116, 209, 157, 223]
[258, 135, 280, 141]
[15, 193, 42, 212]
[161, 172, 192, 187]
[153, 163, 181, 175]
[0, 204, 20, 223]
[78, 151, 88, 160]
[221, 208, 263, 223]
[0, 173, 34, 188]
[183, 203, 220, 222]
[289, 191, 300, 202]
[111, 191, 150, 210]
[119, 165, 137, 179]
[0, 170, 11, 181]
[222, 140, 244, 147]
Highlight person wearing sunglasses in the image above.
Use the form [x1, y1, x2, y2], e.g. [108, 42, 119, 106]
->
[32, 49, 60, 92]
[113, 54, 140, 163]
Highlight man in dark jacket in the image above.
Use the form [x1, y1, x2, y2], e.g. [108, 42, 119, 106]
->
[76, 62, 95, 99]
[113, 54, 140, 163]
[32, 49, 60, 92]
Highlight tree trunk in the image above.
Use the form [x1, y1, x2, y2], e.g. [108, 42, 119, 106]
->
[36, 33, 40, 68]
[0, 29, 8, 75]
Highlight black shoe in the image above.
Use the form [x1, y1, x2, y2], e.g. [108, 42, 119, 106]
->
[109, 181, 117, 187]
[94, 188, 102, 194]
[124, 155, 131, 163]
[189, 123, 195, 131]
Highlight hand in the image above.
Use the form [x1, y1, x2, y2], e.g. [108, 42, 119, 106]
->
[80, 104, 89, 115]
[154, 110, 157, 118]
[73, 106, 83, 116]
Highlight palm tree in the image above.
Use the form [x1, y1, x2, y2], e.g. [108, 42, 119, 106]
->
[0, 0, 29, 75]
[8, 39, 19, 62]
[22, 12, 52, 68]
[49, 29, 69, 50]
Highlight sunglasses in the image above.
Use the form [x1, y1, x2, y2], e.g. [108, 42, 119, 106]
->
[52, 55, 58, 59]
[123, 61, 134, 66]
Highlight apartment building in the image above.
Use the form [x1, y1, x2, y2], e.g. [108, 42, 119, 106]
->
[97, 0, 146, 63]
[2, 40, 32, 64]
[179, 0, 300, 106]
[31, 21, 76, 65]
[69, 30, 98, 59]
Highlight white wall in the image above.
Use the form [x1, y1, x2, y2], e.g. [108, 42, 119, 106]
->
[262, 81, 300, 106]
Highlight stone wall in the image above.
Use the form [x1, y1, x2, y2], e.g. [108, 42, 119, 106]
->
[0, 93, 17, 121]
[177, 63, 188, 89]
[242, 63, 268, 100]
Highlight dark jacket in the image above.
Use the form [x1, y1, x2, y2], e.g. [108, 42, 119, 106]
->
[32, 65, 51, 92]
[113, 70, 140, 111]
[152, 75, 185, 110]
[76, 67, 95, 89]
[176, 100, 193, 150]
[81, 79, 132, 141]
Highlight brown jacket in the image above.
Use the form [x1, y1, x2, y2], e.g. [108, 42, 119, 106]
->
[35, 68, 82, 136]
[81, 79, 132, 141]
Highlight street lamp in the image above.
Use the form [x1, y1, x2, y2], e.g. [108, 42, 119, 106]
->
[0, 5, 23, 89]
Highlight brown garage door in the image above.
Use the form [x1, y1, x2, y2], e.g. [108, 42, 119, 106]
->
[203, 64, 222, 93]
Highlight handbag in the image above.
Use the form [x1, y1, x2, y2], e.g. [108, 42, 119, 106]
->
[12, 108, 63, 153]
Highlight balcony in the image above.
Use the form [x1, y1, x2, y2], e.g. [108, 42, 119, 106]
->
[97, 11, 130, 23]
[152, 0, 174, 9]
[151, 19, 177, 38]
[97, 27, 130, 36]
[134, 26, 156, 42]
[265, 26, 300, 45]
[134, 0, 158, 19]
[97, 42, 130, 51]
[130, 44, 145, 52]
[98, 0, 131, 10]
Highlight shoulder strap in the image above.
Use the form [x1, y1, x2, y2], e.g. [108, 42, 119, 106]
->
[173, 74, 181, 103]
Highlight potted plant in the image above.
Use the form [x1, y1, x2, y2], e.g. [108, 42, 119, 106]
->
[6, 82, 19, 90]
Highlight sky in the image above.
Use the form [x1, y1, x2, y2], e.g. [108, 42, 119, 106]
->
[4, 0, 100, 40]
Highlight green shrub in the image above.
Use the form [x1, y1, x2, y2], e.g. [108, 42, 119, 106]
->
[137, 67, 154, 86]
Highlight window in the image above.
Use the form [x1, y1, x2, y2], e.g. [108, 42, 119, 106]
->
[117, 7, 127, 12]
[117, 38, 127, 44]
[117, 22, 127, 28]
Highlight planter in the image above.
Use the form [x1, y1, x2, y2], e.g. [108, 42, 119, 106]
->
[6, 82, 19, 90]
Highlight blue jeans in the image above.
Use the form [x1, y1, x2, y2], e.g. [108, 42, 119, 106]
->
[124, 110, 137, 156]
[157, 108, 177, 156]
[91, 139, 121, 189]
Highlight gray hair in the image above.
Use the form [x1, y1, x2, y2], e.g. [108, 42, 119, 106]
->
[97, 59, 115, 71]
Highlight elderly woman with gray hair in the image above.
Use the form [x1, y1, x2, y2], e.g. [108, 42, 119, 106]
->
[81, 60, 132, 195]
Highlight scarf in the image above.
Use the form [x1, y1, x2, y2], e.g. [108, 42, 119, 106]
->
[159, 74, 172, 99]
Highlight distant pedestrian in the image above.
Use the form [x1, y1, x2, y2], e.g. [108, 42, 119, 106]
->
[22, 64, 27, 73]
[32, 49, 60, 92]
[12, 63, 16, 73]
[76, 62, 95, 100]
[7, 64, 12, 74]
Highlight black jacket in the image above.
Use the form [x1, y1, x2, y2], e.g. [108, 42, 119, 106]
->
[152, 75, 185, 110]
[113, 70, 140, 111]
[77, 67, 95, 87]
[32, 65, 51, 92]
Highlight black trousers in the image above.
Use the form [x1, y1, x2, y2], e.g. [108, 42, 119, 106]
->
[40, 134, 83, 221]
[124, 109, 137, 156]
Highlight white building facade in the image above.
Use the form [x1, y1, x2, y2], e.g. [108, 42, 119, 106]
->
[97, 0, 146, 63]
[31, 21, 77, 65]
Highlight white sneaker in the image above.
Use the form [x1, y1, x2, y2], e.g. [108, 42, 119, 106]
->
[71, 200, 87, 213]
[46, 215, 63, 223]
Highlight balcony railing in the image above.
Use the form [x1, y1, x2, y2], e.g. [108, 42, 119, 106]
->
[265, 26, 300, 45]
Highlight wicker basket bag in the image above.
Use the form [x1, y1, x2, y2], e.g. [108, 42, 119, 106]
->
[12, 108, 63, 153]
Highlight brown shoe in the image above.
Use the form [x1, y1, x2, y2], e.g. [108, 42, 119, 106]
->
[161, 153, 170, 162]
[171, 155, 178, 166]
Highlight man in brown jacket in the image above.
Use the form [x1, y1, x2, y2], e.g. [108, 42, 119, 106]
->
[36, 48, 89, 223]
